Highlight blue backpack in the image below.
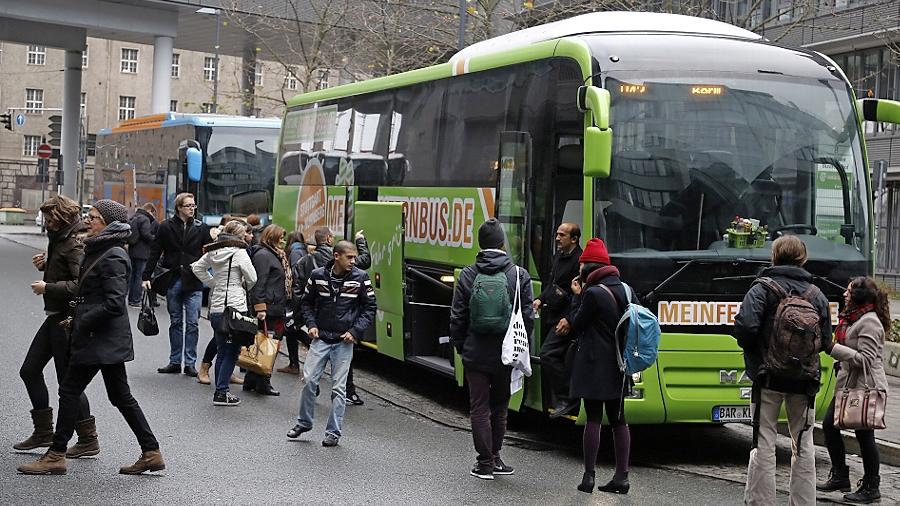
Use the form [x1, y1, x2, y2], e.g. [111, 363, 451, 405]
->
[602, 283, 661, 375]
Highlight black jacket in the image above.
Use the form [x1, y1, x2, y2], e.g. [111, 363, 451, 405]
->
[249, 245, 289, 318]
[449, 250, 534, 373]
[142, 215, 211, 292]
[733, 265, 832, 392]
[128, 209, 157, 260]
[300, 261, 376, 343]
[40, 220, 84, 314]
[293, 243, 332, 311]
[537, 244, 582, 323]
[70, 227, 134, 366]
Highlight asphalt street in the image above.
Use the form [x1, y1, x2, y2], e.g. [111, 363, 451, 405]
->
[0, 234, 896, 505]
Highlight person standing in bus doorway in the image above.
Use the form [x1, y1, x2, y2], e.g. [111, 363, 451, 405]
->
[287, 240, 376, 447]
[127, 202, 157, 308]
[566, 238, 633, 495]
[535, 222, 582, 417]
[734, 235, 832, 506]
[142, 193, 212, 378]
[450, 218, 534, 480]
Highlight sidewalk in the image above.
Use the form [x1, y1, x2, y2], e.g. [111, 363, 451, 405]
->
[0, 225, 45, 250]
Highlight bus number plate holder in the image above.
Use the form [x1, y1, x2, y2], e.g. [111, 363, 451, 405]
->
[712, 405, 751, 423]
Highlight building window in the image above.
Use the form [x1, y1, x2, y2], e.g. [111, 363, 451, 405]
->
[284, 68, 298, 91]
[170, 100, 178, 112]
[118, 96, 136, 120]
[80, 92, 86, 117]
[201, 102, 214, 113]
[171, 53, 180, 78]
[316, 69, 330, 90]
[120, 48, 138, 74]
[82, 46, 88, 69]
[204, 57, 217, 82]
[27, 45, 46, 66]
[255, 62, 263, 86]
[24, 135, 40, 157]
[25, 88, 44, 114]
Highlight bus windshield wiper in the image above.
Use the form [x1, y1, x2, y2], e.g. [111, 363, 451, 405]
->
[643, 257, 768, 306]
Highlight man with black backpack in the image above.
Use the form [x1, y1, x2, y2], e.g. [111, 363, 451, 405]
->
[734, 235, 833, 506]
[450, 218, 534, 480]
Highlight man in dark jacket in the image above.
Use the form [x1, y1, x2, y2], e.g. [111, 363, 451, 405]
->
[450, 218, 534, 480]
[734, 235, 832, 506]
[286, 240, 376, 447]
[141, 193, 211, 377]
[534, 222, 582, 417]
[127, 203, 157, 307]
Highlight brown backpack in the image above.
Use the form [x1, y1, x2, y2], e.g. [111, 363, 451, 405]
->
[754, 277, 823, 387]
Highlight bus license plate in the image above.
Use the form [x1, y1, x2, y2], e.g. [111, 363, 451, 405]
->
[712, 406, 751, 423]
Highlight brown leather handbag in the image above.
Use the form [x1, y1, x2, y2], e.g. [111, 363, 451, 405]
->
[834, 364, 887, 430]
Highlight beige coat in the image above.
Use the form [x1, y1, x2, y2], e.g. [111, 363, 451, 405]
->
[830, 312, 889, 393]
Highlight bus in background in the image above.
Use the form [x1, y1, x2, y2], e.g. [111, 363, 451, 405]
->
[95, 113, 280, 223]
[271, 12, 900, 424]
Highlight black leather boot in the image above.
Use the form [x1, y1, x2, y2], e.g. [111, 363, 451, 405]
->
[816, 465, 851, 492]
[577, 471, 595, 493]
[597, 471, 629, 494]
[844, 475, 881, 504]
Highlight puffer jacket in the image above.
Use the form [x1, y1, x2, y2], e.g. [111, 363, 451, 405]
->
[449, 249, 534, 373]
[249, 245, 288, 318]
[40, 220, 85, 314]
[191, 235, 257, 314]
[830, 312, 889, 393]
[300, 260, 376, 343]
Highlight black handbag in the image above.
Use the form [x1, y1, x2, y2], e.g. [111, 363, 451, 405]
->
[137, 290, 159, 336]
[217, 256, 258, 347]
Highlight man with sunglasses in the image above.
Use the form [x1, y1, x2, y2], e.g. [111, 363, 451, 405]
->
[142, 193, 212, 377]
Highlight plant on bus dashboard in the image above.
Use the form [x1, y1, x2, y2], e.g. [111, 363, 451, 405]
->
[726, 216, 767, 249]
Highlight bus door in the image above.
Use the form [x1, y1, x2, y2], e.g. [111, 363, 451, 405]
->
[354, 202, 405, 361]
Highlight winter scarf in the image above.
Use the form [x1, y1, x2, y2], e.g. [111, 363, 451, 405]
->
[83, 221, 132, 254]
[584, 265, 621, 286]
[268, 245, 293, 299]
[834, 302, 875, 345]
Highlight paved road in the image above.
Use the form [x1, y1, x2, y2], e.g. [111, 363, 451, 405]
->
[0, 235, 896, 504]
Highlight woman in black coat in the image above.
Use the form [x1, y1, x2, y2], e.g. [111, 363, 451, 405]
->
[18, 200, 164, 476]
[566, 238, 632, 495]
[245, 224, 291, 396]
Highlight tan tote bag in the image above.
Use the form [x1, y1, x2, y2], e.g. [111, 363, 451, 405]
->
[237, 325, 281, 377]
[834, 363, 887, 430]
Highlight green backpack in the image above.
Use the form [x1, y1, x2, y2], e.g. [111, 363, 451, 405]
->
[469, 270, 512, 335]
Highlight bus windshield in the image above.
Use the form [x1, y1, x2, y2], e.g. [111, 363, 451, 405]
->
[598, 72, 869, 267]
[200, 126, 278, 217]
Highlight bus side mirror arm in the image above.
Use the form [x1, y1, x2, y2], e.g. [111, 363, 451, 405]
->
[578, 86, 612, 178]
[858, 98, 900, 124]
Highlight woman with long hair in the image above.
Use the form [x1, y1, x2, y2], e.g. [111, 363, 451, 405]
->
[18, 200, 163, 475]
[15, 196, 96, 458]
[566, 238, 633, 495]
[245, 224, 291, 396]
[278, 230, 309, 375]
[817, 277, 891, 503]
[191, 220, 257, 406]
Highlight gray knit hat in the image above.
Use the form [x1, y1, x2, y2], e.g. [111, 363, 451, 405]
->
[478, 218, 506, 250]
[93, 199, 128, 224]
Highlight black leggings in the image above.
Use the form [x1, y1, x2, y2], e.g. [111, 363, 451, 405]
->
[202, 337, 217, 364]
[20, 314, 90, 419]
[584, 398, 626, 426]
[822, 397, 880, 478]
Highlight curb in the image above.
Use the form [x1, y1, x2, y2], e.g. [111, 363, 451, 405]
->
[777, 423, 900, 467]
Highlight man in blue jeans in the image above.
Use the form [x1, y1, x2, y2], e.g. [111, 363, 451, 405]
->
[142, 193, 210, 377]
[287, 240, 376, 447]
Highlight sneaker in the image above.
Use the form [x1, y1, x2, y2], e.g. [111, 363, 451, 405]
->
[470, 464, 494, 480]
[213, 391, 241, 406]
[549, 400, 580, 419]
[493, 458, 514, 475]
[346, 392, 364, 406]
[286, 424, 311, 439]
[322, 434, 339, 447]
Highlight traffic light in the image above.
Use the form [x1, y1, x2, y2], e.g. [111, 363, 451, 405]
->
[1, 112, 11, 131]
[36, 158, 49, 183]
[48, 115, 62, 147]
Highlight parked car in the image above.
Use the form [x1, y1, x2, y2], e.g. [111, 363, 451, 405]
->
[35, 210, 43, 227]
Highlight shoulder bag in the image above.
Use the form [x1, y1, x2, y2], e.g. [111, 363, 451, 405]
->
[217, 255, 258, 347]
[137, 289, 159, 336]
[237, 321, 281, 377]
[500, 266, 532, 394]
[834, 362, 887, 430]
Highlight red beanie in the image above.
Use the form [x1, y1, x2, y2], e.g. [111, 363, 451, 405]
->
[579, 238, 610, 265]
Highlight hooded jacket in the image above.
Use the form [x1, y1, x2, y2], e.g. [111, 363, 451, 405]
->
[734, 264, 833, 393]
[449, 249, 534, 372]
[40, 219, 85, 314]
[191, 235, 257, 314]
[299, 260, 377, 343]
[128, 208, 157, 260]
[142, 214, 211, 292]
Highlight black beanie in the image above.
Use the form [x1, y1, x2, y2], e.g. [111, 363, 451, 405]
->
[93, 199, 128, 224]
[478, 218, 506, 250]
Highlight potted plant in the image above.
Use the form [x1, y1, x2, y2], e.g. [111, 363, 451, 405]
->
[885, 319, 900, 378]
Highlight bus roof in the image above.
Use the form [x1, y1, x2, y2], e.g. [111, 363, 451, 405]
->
[98, 113, 281, 136]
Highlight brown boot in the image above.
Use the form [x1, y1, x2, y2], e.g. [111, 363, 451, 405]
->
[17, 449, 67, 475]
[66, 416, 100, 458]
[119, 449, 166, 474]
[197, 362, 212, 385]
[13, 408, 54, 451]
[230, 373, 244, 385]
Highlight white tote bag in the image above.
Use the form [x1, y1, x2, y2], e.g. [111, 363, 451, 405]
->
[501, 266, 532, 394]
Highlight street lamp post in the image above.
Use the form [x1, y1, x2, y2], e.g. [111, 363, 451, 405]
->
[197, 7, 221, 113]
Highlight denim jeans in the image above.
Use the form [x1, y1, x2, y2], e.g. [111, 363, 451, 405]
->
[209, 313, 240, 394]
[296, 339, 354, 438]
[128, 258, 147, 306]
[166, 278, 202, 368]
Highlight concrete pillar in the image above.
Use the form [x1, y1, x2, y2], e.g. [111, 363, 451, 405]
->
[61, 49, 82, 199]
[151, 36, 174, 114]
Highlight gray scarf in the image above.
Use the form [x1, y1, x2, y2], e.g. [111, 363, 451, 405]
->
[84, 221, 132, 253]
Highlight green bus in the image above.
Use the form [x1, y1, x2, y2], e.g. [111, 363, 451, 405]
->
[272, 12, 900, 423]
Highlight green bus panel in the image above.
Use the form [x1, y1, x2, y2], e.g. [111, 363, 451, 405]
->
[522, 280, 543, 412]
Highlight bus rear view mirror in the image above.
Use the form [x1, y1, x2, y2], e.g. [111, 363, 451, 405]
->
[859, 98, 900, 124]
[579, 85, 612, 178]
[186, 147, 202, 182]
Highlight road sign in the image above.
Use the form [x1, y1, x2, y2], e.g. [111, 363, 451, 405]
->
[37, 144, 53, 159]
[15, 114, 25, 127]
